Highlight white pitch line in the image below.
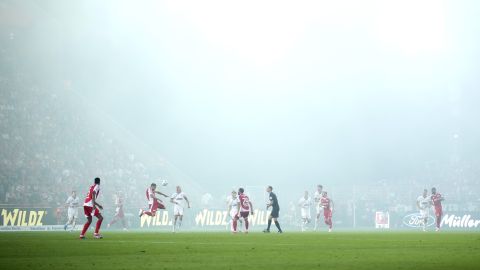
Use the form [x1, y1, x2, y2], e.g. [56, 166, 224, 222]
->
[116, 240, 300, 246]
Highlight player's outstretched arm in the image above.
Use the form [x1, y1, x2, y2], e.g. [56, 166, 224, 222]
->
[184, 196, 191, 208]
[155, 191, 168, 198]
[249, 202, 254, 215]
[170, 198, 178, 204]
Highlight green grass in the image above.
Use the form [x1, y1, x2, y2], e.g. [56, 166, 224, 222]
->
[1, 231, 479, 270]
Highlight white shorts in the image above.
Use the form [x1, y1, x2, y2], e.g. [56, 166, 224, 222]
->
[68, 208, 78, 219]
[230, 210, 238, 219]
[316, 205, 323, 215]
[419, 209, 429, 219]
[301, 208, 311, 219]
[174, 204, 184, 216]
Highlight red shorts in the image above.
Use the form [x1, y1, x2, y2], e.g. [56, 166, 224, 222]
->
[84, 206, 100, 217]
[434, 207, 442, 217]
[324, 209, 332, 218]
[149, 199, 165, 214]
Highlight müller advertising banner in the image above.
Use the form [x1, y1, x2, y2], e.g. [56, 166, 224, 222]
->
[441, 213, 480, 229]
[399, 212, 480, 230]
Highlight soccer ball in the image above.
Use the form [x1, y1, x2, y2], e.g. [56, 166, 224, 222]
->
[161, 179, 168, 186]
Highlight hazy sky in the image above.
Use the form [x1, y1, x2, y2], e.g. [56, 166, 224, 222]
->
[5, 0, 480, 190]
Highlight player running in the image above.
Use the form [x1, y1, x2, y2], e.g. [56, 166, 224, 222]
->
[320, 191, 334, 232]
[64, 191, 80, 231]
[416, 189, 431, 231]
[235, 188, 253, 233]
[263, 186, 283, 233]
[313, 185, 323, 230]
[227, 190, 243, 233]
[80, 177, 104, 239]
[107, 191, 127, 230]
[139, 183, 168, 217]
[170, 186, 190, 232]
[431, 187, 444, 232]
[298, 191, 312, 232]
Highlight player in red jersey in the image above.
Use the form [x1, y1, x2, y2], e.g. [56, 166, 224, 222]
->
[320, 191, 334, 232]
[80, 177, 104, 239]
[139, 183, 168, 217]
[233, 188, 253, 233]
[107, 191, 127, 230]
[431, 187, 444, 232]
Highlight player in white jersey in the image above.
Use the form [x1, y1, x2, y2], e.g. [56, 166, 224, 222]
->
[416, 189, 431, 231]
[313, 185, 323, 230]
[64, 191, 80, 231]
[170, 186, 190, 232]
[227, 190, 243, 233]
[298, 191, 312, 231]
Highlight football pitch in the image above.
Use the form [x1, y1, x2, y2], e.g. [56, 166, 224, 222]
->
[1, 231, 479, 270]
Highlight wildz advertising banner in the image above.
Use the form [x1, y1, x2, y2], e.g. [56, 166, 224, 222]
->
[0, 207, 270, 230]
[0, 207, 55, 227]
[139, 208, 271, 228]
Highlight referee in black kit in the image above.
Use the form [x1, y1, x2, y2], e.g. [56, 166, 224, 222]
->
[263, 186, 283, 233]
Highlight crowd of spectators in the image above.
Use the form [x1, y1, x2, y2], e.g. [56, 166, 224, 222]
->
[0, 74, 168, 215]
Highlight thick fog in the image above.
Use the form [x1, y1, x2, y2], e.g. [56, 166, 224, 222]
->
[1, 0, 480, 229]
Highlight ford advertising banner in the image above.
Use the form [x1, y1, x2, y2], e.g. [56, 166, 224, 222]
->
[401, 213, 436, 228]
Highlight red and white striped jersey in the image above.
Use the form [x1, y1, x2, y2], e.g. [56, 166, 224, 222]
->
[320, 196, 331, 210]
[239, 193, 250, 212]
[84, 184, 100, 207]
[146, 187, 155, 204]
[431, 193, 443, 208]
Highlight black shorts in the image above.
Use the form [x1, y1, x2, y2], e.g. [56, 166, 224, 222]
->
[239, 212, 249, 219]
[270, 207, 280, 218]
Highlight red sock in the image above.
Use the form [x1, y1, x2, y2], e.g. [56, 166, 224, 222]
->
[95, 218, 103, 234]
[81, 220, 91, 236]
[436, 216, 441, 228]
[244, 219, 249, 231]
